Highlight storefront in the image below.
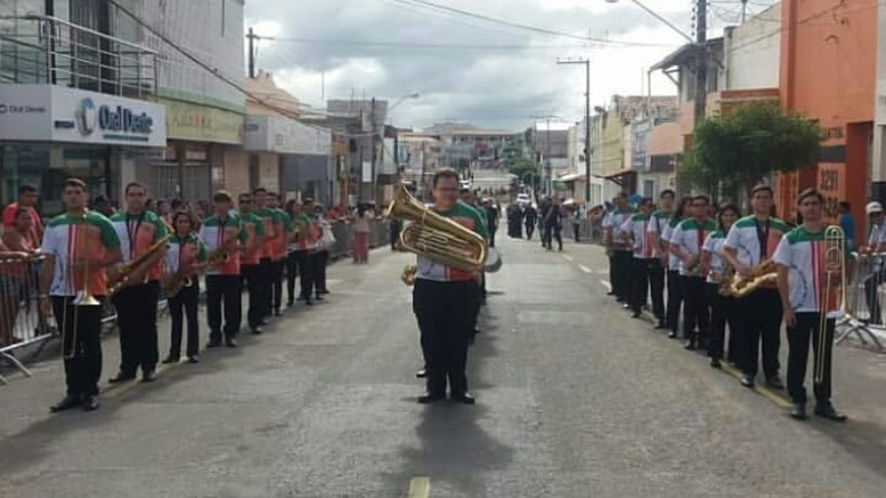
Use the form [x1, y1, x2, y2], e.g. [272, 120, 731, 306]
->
[0, 84, 166, 214]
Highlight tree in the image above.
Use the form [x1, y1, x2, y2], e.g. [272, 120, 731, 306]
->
[506, 156, 540, 188]
[684, 102, 823, 202]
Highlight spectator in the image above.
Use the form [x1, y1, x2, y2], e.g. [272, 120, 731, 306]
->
[314, 204, 332, 296]
[0, 209, 39, 346]
[92, 195, 116, 218]
[157, 199, 172, 228]
[838, 201, 856, 251]
[3, 184, 43, 248]
[352, 204, 373, 263]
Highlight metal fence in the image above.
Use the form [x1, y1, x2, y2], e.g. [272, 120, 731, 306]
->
[0, 220, 391, 382]
[837, 252, 886, 351]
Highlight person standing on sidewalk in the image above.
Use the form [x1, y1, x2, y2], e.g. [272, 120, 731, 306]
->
[722, 184, 789, 390]
[352, 204, 372, 263]
[603, 193, 633, 304]
[701, 204, 740, 369]
[669, 195, 717, 351]
[238, 193, 266, 335]
[161, 211, 207, 363]
[774, 188, 847, 422]
[621, 198, 658, 320]
[3, 184, 44, 248]
[109, 182, 169, 384]
[40, 178, 122, 412]
[200, 192, 245, 348]
[646, 189, 675, 329]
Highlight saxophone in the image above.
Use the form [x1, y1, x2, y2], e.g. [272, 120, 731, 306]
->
[729, 258, 778, 298]
[108, 233, 174, 296]
[163, 268, 193, 299]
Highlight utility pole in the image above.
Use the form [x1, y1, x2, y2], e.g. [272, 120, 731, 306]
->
[246, 27, 258, 78]
[740, 0, 748, 23]
[557, 58, 591, 204]
[370, 97, 377, 205]
[694, 0, 707, 128]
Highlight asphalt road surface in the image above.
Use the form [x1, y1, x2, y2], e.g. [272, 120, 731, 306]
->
[2, 235, 886, 498]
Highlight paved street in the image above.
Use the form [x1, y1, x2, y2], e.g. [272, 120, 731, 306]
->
[2, 236, 886, 498]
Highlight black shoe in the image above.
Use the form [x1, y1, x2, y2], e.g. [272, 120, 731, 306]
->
[161, 355, 179, 364]
[274, 309, 282, 317]
[710, 358, 722, 369]
[251, 326, 263, 335]
[814, 404, 847, 422]
[315, 295, 325, 301]
[141, 370, 157, 383]
[417, 392, 445, 404]
[319, 289, 330, 295]
[50, 394, 82, 413]
[82, 394, 100, 412]
[415, 369, 427, 379]
[187, 356, 200, 364]
[740, 374, 755, 388]
[225, 337, 238, 348]
[766, 375, 784, 390]
[207, 336, 222, 348]
[684, 341, 697, 351]
[296, 295, 305, 302]
[305, 298, 314, 306]
[630, 311, 641, 319]
[108, 372, 136, 384]
[286, 301, 295, 307]
[667, 331, 678, 339]
[622, 303, 631, 310]
[789, 402, 807, 420]
[654, 322, 668, 330]
[451, 392, 476, 404]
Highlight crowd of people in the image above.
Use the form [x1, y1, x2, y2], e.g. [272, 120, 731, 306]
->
[0, 180, 380, 413]
[602, 185, 861, 422]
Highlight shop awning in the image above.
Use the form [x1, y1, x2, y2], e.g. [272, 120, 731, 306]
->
[594, 169, 635, 187]
[558, 173, 586, 182]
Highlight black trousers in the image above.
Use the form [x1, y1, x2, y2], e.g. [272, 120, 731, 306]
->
[205, 274, 242, 339]
[286, 251, 298, 305]
[242, 264, 265, 327]
[864, 269, 886, 325]
[489, 228, 497, 248]
[112, 280, 160, 374]
[737, 288, 782, 378]
[542, 224, 562, 250]
[525, 223, 534, 240]
[573, 224, 581, 242]
[630, 258, 665, 317]
[681, 275, 709, 344]
[706, 283, 738, 361]
[53, 296, 103, 397]
[314, 250, 329, 293]
[610, 250, 632, 301]
[666, 270, 684, 333]
[295, 250, 315, 299]
[787, 312, 835, 405]
[270, 260, 284, 312]
[259, 258, 274, 317]
[168, 282, 199, 358]
[413, 279, 475, 395]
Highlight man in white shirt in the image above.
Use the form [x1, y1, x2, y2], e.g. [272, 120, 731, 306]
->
[862, 202, 886, 324]
[603, 193, 633, 305]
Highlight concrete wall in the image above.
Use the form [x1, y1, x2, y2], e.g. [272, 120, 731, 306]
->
[722, 5, 781, 91]
[648, 122, 683, 156]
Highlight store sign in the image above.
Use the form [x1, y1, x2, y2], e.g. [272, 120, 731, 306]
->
[0, 84, 166, 147]
[243, 114, 332, 155]
[162, 98, 243, 144]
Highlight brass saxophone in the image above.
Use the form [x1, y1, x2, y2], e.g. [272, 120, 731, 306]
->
[163, 268, 193, 299]
[108, 233, 174, 296]
[729, 258, 778, 298]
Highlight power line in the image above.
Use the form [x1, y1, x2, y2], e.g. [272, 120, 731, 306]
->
[258, 36, 644, 51]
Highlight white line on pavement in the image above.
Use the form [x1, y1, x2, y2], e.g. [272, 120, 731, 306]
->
[562, 254, 574, 262]
[408, 477, 430, 498]
[599, 279, 612, 290]
[578, 264, 592, 274]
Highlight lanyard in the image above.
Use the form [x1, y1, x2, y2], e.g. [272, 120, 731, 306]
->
[217, 217, 227, 250]
[126, 212, 145, 260]
[177, 238, 186, 272]
[643, 218, 651, 257]
[755, 218, 770, 260]
[697, 223, 705, 254]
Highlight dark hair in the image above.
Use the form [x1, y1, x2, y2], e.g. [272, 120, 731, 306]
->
[432, 168, 460, 187]
[640, 197, 653, 207]
[18, 184, 37, 195]
[213, 190, 232, 203]
[839, 201, 851, 211]
[796, 187, 824, 205]
[659, 189, 675, 199]
[125, 182, 146, 195]
[156, 198, 169, 208]
[751, 184, 774, 197]
[285, 199, 298, 214]
[64, 178, 87, 191]
[238, 192, 252, 201]
[170, 199, 183, 211]
[717, 204, 741, 232]
[616, 192, 628, 200]
[253, 187, 268, 195]
[93, 194, 110, 206]
[172, 210, 193, 228]
[357, 204, 368, 216]
[672, 196, 692, 222]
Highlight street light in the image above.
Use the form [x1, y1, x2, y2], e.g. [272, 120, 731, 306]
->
[389, 92, 421, 114]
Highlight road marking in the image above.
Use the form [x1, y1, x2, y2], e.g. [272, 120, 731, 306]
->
[720, 362, 792, 409]
[578, 264, 592, 274]
[599, 279, 612, 290]
[408, 477, 430, 498]
[562, 254, 574, 262]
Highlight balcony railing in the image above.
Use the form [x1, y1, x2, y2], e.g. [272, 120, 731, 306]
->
[0, 14, 157, 99]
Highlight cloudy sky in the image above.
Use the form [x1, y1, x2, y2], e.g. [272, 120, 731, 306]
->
[245, 0, 779, 131]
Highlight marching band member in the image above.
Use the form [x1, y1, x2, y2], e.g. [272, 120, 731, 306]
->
[109, 182, 169, 384]
[646, 189, 675, 329]
[701, 204, 741, 368]
[238, 193, 267, 335]
[414, 169, 487, 404]
[670, 195, 717, 351]
[620, 197, 657, 319]
[659, 197, 691, 338]
[161, 211, 207, 364]
[774, 188, 847, 421]
[723, 185, 790, 389]
[268, 192, 294, 311]
[200, 191, 245, 348]
[603, 193, 633, 305]
[40, 178, 122, 412]
[293, 198, 320, 305]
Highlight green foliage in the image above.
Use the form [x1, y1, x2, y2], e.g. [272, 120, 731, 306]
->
[506, 156, 540, 186]
[685, 102, 823, 200]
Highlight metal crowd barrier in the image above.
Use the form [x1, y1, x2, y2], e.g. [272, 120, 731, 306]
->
[836, 252, 886, 351]
[0, 257, 50, 383]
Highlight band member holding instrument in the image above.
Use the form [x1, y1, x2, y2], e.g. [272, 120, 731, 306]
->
[603, 193, 633, 305]
[701, 205, 741, 368]
[109, 182, 169, 384]
[670, 195, 717, 350]
[254, 188, 278, 318]
[646, 189, 675, 329]
[162, 211, 207, 364]
[40, 178, 122, 412]
[238, 193, 267, 334]
[621, 197, 659, 320]
[200, 191, 246, 348]
[659, 197, 691, 338]
[267, 192, 292, 315]
[723, 185, 790, 389]
[415, 168, 487, 404]
[774, 188, 847, 421]
[293, 198, 319, 305]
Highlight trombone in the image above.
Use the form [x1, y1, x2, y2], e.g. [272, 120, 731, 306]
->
[816, 225, 847, 384]
[61, 211, 100, 360]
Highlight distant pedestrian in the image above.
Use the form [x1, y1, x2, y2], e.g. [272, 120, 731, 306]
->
[352, 204, 372, 263]
[524, 204, 537, 240]
[838, 201, 856, 251]
[543, 198, 564, 251]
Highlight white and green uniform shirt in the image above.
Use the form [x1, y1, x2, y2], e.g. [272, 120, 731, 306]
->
[646, 209, 672, 259]
[41, 211, 121, 297]
[671, 218, 717, 276]
[774, 227, 848, 315]
[724, 215, 791, 268]
[660, 217, 683, 271]
[603, 208, 633, 250]
[621, 213, 654, 259]
[702, 230, 727, 285]
[199, 214, 245, 276]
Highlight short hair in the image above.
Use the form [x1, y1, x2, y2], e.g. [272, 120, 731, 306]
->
[616, 192, 628, 200]
[796, 188, 824, 205]
[253, 187, 268, 195]
[432, 168, 459, 187]
[640, 197, 653, 206]
[693, 194, 710, 205]
[172, 210, 193, 227]
[170, 199, 183, 210]
[156, 198, 169, 207]
[302, 197, 314, 205]
[268, 191, 278, 198]
[238, 192, 252, 201]
[751, 184, 774, 197]
[659, 189, 675, 199]
[18, 184, 37, 195]
[64, 178, 87, 191]
[93, 194, 110, 206]
[839, 201, 851, 211]
[125, 182, 146, 195]
[213, 191, 232, 203]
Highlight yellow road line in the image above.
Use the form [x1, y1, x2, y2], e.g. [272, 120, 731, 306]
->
[408, 477, 430, 498]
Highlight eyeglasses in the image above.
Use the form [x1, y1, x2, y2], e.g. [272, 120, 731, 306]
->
[692, 203, 708, 208]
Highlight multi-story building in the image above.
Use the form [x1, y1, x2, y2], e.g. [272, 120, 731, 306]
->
[398, 132, 441, 200]
[426, 122, 521, 171]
